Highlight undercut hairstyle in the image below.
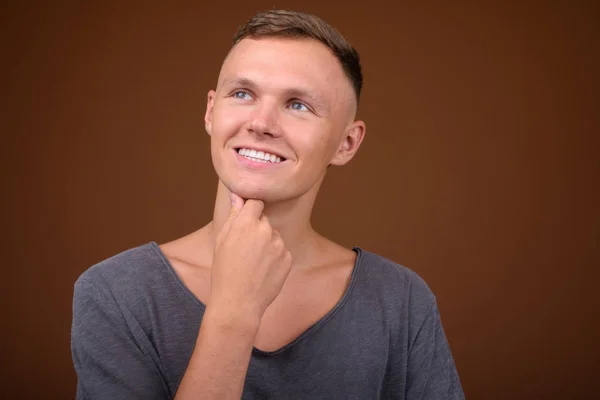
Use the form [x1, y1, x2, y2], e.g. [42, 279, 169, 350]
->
[232, 9, 363, 104]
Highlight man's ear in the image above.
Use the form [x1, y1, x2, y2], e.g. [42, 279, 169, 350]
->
[329, 120, 366, 166]
[204, 90, 216, 136]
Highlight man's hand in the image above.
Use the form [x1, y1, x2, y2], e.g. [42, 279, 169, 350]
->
[209, 192, 293, 325]
[175, 193, 292, 399]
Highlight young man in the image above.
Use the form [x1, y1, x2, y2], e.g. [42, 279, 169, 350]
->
[71, 9, 464, 400]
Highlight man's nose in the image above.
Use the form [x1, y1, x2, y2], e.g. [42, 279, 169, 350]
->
[246, 99, 281, 137]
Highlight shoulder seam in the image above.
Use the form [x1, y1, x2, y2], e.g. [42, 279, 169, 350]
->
[407, 298, 437, 355]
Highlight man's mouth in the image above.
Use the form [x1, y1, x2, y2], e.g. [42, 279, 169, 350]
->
[236, 148, 286, 164]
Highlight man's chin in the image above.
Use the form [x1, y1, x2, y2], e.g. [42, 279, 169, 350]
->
[220, 177, 295, 204]
[227, 185, 271, 202]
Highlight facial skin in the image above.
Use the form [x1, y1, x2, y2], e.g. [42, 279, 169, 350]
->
[204, 37, 366, 205]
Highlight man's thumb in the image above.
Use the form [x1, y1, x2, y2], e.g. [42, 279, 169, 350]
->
[216, 192, 244, 247]
[228, 192, 244, 219]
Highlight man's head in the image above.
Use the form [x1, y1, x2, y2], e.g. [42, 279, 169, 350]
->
[205, 10, 366, 203]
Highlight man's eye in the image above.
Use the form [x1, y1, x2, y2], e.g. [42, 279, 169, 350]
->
[233, 91, 252, 100]
[290, 101, 309, 112]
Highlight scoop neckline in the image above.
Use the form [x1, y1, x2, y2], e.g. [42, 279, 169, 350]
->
[149, 241, 364, 356]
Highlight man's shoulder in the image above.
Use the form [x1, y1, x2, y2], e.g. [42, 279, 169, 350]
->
[74, 241, 168, 300]
[354, 247, 436, 311]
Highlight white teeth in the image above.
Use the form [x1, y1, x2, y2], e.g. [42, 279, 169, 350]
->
[237, 148, 284, 163]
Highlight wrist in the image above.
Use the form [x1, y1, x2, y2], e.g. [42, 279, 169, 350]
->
[204, 298, 262, 335]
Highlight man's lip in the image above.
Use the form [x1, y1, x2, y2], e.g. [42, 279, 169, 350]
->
[234, 146, 287, 160]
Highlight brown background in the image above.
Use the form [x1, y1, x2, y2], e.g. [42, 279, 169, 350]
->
[3, 1, 599, 399]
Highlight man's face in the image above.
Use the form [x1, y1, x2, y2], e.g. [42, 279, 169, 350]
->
[205, 37, 364, 203]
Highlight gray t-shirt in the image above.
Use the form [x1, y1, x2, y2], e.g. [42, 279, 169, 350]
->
[71, 242, 464, 399]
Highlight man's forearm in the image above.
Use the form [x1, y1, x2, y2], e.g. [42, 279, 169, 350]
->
[174, 304, 259, 399]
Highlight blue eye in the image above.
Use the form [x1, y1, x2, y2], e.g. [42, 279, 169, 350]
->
[290, 101, 309, 112]
[233, 91, 252, 100]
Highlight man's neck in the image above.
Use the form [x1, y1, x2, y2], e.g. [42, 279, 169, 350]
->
[205, 180, 324, 268]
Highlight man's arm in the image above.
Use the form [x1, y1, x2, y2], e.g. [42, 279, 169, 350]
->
[174, 304, 259, 398]
[174, 194, 292, 399]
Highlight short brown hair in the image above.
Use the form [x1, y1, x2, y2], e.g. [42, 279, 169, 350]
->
[232, 9, 363, 104]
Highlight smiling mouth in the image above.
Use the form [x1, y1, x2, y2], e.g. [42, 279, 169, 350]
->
[235, 148, 286, 164]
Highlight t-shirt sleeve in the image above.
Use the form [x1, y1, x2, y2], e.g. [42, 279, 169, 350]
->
[405, 301, 465, 400]
[71, 276, 170, 400]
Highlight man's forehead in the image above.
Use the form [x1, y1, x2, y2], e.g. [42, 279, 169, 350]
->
[220, 39, 335, 79]
[217, 38, 357, 111]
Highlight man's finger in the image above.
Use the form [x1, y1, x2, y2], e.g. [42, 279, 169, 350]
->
[228, 192, 244, 220]
[218, 192, 244, 243]
[242, 199, 265, 219]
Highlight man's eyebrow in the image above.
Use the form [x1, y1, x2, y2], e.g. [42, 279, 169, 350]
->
[220, 77, 258, 89]
[284, 87, 330, 111]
